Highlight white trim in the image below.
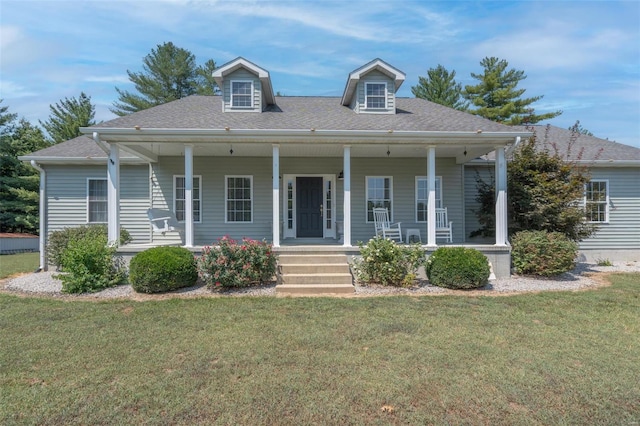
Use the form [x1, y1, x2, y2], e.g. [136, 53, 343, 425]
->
[365, 176, 393, 223]
[364, 81, 387, 110]
[230, 80, 254, 109]
[584, 179, 610, 223]
[173, 175, 202, 224]
[86, 177, 108, 224]
[415, 176, 442, 222]
[225, 175, 254, 223]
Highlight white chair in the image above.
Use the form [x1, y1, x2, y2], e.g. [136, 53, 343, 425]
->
[147, 208, 184, 235]
[373, 208, 402, 242]
[435, 207, 453, 243]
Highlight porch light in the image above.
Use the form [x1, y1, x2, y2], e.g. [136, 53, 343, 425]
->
[338, 170, 344, 180]
[230, 145, 234, 155]
[387, 146, 391, 157]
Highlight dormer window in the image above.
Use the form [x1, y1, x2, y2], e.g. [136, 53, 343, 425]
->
[365, 82, 387, 109]
[231, 80, 253, 108]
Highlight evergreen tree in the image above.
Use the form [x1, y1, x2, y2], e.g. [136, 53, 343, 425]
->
[40, 92, 96, 143]
[411, 65, 468, 110]
[111, 42, 219, 116]
[463, 57, 562, 125]
[0, 107, 49, 234]
[568, 120, 593, 136]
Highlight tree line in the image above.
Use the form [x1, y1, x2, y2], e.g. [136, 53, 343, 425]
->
[1, 42, 592, 240]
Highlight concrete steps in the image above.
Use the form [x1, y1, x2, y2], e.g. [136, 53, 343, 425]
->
[277, 253, 354, 295]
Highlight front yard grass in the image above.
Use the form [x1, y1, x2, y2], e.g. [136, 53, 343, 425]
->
[1, 273, 638, 424]
[0, 252, 39, 279]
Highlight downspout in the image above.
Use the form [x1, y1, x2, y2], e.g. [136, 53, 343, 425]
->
[506, 136, 521, 157]
[92, 131, 109, 154]
[30, 160, 47, 272]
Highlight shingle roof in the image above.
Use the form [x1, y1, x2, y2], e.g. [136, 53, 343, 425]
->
[93, 95, 516, 133]
[516, 125, 640, 162]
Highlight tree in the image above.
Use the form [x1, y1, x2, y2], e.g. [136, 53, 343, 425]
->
[111, 42, 219, 116]
[411, 65, 468, 110]
[471, 132, 595, 242]
[568, 120, 593, 136]
[39, 92, 96, 143]
[463, 57, 562, 125]
[0, 104, 49, 234]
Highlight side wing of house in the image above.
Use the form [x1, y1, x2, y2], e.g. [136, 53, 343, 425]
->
[45, 165, 150, 243]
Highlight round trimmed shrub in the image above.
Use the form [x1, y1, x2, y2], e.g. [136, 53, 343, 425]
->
[511, 230, 578, 276]
[129, 246, 197, 293]
[426, 247, 490, 289]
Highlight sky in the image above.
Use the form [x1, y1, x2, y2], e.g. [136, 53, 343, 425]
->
[1, 0, 639, 148]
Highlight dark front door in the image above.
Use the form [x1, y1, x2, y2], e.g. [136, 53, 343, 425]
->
[297, 177, 323, 237]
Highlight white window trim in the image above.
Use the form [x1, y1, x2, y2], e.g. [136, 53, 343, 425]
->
[173, 175, 202, 224]
[415, 176, 443, 223]
[365, 176, 393, 223]
[86, 177, 108, 224]
[225, 175, 254, 223]
[230, 80, 254, 109]
[364, 81, 387, 110]
[584, 179, 609, 223]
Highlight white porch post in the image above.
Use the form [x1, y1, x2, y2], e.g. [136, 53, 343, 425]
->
[427, 146, 436, 247]
[272, 144, 280, 248]
[107, 143, 120, 246]
[495, 146, 508, 246]
[184, 144, 194, 247]
[343, 145, 352, 247]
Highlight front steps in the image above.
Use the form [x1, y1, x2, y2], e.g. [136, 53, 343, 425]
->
[277, 253, 354, 295]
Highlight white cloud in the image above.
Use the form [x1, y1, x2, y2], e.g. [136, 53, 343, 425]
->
[84, 75, 132, 84]
[0, 81, 38, 98]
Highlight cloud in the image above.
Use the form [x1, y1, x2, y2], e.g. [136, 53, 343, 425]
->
[84, 75, 132, 84]
[0, 81, 38, 98]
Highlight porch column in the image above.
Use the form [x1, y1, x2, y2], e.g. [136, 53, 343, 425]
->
[343, 145, 351, 247]
[427, 146, 436, 247]
[272, 144, 280, 248]
[107, 143, 120, 246]
[184, 144, 194, 247]
[495, 146, 508, 246]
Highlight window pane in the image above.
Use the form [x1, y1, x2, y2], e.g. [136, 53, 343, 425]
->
[226, 176, 252, 222]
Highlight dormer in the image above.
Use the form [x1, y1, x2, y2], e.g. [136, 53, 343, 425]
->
[341, 59, 405, 114]
[212, 57, 275, 112]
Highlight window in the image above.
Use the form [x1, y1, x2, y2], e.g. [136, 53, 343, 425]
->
[231, 81, 253, 108]
[585, 180, 609, 222]
[87, 178, 107, 223]
[415, 177, 443, 222]
[366, 176, 392, 222]
[226, 176, 253, 222]
[174, 176, 201, 222]
[365, 82, 386, 109]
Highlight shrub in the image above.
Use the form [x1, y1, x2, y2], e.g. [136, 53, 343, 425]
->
[197, 237, 277, 289]
[48, 225, 132, 269]
[425, 247, 490, 289]
[352, 237, 425, 287]
[511, 230, 578, 276]
[58, 233, 125, 294]
[129, 246, 198, 293]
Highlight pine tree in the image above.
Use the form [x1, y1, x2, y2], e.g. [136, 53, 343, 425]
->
[0, 107, 49, 233]
[568, 120, 593, 136]
[463, 57, 562, 125]
[40, 92, 96, 143]
[411, 65, 468, 110]
[111, 42, 218, 116]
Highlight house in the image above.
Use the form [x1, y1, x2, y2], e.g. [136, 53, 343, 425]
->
[22, 57, 638, 278]
[465, 125, 640, 262]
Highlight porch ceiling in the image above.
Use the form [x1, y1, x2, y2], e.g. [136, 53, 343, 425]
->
[119, 141, 500, 162]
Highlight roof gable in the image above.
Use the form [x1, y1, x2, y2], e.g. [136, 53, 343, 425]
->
[212, 57, 275, 105]
[341, 58, 406, 106]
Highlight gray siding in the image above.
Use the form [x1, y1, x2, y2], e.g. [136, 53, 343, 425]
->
[45, 165, 150, 242]
[354, 70, 396, 114]
[152, 156, 464, 245]
[580, 167, 640, 250]
[222, 69, 262, 112]
[463, 164, 640, 251]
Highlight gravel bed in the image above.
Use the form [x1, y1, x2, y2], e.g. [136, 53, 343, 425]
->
[2, 261, 638, 299]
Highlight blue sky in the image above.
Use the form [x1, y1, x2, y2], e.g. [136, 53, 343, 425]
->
[1, 0, 639, 147]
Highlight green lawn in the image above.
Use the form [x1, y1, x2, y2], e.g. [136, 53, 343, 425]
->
[1, 273, 639, 424]
[0, 252, 39, 279]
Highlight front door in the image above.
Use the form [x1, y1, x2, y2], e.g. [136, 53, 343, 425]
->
[296, 177, 323, 237]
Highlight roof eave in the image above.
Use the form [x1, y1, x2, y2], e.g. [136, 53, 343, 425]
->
[19, 155, 147, 165]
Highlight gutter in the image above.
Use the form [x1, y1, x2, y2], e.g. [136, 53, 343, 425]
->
[93, 132, 110, 154]
[30, 160, 47, 272]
